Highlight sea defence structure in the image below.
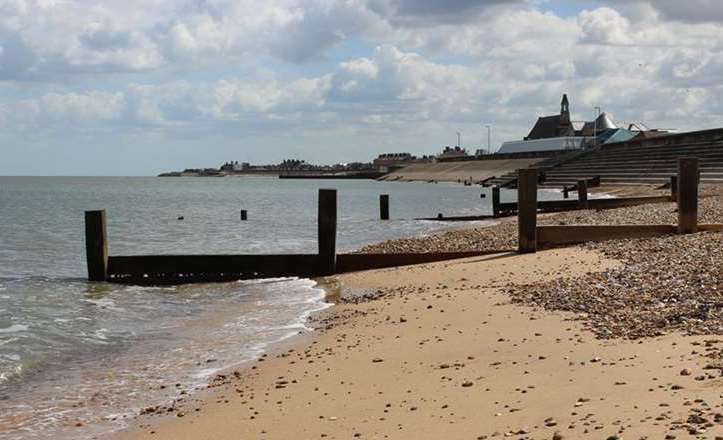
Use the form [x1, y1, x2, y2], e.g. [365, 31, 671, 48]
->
[516, 158, 723, 251]
[388, 127, 723, 188]
[84, 190, 509, 285]
[378, 153, 550, 184]
[539, 128, 723, 187]
[86, 158, 722, 285]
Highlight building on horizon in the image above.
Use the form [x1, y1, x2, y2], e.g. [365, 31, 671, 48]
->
[498, 94, 640, 154]
[438, 146, 469, 159]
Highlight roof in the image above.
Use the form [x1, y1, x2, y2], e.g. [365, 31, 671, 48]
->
[498, 136, 590, 154]
[579, 113, 617, 136]
[597, 128, 636, 144]
[525, 115, 575, 140]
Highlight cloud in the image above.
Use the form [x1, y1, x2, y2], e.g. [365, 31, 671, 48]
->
[382, 0, 527, 25]
[2, 0, 723, 174]
[604, 0, 723, 24]
[578, 7, 633, 45]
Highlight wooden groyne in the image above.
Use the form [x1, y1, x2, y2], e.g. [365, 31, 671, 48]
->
[278, 171, 385, 179]
[417, 173, 682, 222]
[516, 158, 723, 250]
[85, 189, 508, 285]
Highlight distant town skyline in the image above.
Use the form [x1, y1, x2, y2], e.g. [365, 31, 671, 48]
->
[2, 0, 723, 175]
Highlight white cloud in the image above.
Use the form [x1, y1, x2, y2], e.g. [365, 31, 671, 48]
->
[2, 0, 723, 174]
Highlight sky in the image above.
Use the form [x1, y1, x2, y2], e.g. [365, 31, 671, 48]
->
[2, 0, 723, 175]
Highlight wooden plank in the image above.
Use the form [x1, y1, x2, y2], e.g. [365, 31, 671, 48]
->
[414, 214, 497, 222]
[380, 194, 389, 220]
[481, 195, 671, 219]
[678, 158, 698, 234]
[318, 189, 337, 275]
[336, 250, 513, 273]
[517, 168, 538, 253]
[108, 254, 321, 283]
[85, 210, 108, 281]
[538, 224, 676, 247]
[699, 224, 723, 232]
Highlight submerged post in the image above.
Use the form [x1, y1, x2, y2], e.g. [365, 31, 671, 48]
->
[318, 189, 337, 275]
[577, 180, 588, 209]
[492, 186, 501, 218]
[517, 169, 538, 253]
[85, 210, 108, 282]
[670, 175, 678, 202]
[240, 210, 248, 221]
[677, 158, 698, 234]
[380, 194, 390, 220]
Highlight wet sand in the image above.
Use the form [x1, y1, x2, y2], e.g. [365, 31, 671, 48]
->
[112, 246, 723, 439]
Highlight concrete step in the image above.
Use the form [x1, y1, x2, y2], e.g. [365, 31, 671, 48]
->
[547, 170, 723, 178]
[572, 155, 723, 167]
[598, 143, 723, 155]
[536, 172, 723, 183]
[574, 150, 723, 162]
[546, 163, 723, 173]
[571, 159, 723, 168]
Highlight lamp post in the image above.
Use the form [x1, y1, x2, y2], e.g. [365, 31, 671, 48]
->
[593, 106, 601, 147]
[485, 124, 491, 154]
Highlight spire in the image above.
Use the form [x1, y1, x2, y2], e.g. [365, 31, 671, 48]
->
[560, 93, 570, 125]
[560, 94, 569, 115]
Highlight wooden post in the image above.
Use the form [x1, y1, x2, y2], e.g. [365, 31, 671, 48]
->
[491, 186, 501, 218]
[318, 189, 337, 275]
[563, 187, 569, 199]
[518, 169, 538, 253]
[670, 175, 678, 202]
[85, 210, 108, 282]
[380, 194, 389, 220]
[577, 180, 588, 209]
[678, 158, 698, 234]
[240, 210, 248, 221]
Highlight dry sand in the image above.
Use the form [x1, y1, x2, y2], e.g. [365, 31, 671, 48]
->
[113, 247, 723, 439]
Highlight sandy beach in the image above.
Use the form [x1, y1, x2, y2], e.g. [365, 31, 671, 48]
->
[111, 191, 723, 439]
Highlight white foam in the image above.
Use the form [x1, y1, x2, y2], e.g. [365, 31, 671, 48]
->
[0, 324, 29, 334]
[239, 277, 297, 285]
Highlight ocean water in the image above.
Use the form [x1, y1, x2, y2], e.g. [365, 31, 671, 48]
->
[0, 176, 532, 439]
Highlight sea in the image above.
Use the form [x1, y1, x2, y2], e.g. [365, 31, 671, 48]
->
[0, 176, 543, 439]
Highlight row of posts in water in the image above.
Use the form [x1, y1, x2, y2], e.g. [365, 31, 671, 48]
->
[231, 195, 391, 222]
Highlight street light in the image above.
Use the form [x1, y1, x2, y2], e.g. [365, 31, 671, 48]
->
[593, 106, 601, 147]
[484, 124, 492, 154]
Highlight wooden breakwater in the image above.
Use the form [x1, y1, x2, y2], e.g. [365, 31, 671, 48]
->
[85, 189, 510, 285]
[416, 178, 678, 222]
[516, 158, 723, 250]
[278, 171, 386, 179]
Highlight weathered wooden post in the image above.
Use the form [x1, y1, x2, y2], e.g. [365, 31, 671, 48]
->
[677, 158, 698, 234]
[563, 186, 569, 199]
[380, 194, 389, 220]
[85, 210, 108, 282]
[670, 175, 678, 202]
[318, 189, 337, 275]
[492, 186, 501, 218]
[518, 169, 538, 253]
[577, 180, 588, 209]
[240, 210, 248, 221]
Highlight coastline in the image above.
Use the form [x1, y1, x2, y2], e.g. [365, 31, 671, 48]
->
[110, 186, 723, 439]
[112, 249, 722, 439]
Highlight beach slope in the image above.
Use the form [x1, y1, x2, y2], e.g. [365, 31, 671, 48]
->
[115, 246, 722, 439]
